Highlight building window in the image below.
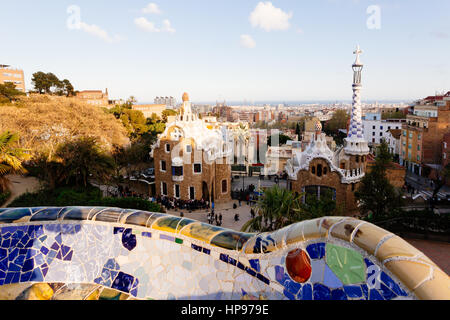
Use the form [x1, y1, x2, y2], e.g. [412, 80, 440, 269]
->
[222, 180, 228, 193]
[356, 156, 360, 163]
[417, 145, 420, 151]
[372, 132, 375, 136]
[403, 131, 406, 137]
[372, 126, 376, 130]
[174, 184, 180, 198]
[160, 160, 166, 172]
[409, 133, 413, 139]
[172, 166, 183, 176]
[418, 134, 421, 140]
[194, 163, 202, 174]
[186, 145, 192, 153]
[311, 166, 316, 174]
[165, 144, 171, 153]
[323, 167, 328, 175]
[352, 184, 355, 192]
[161, 182, 168, 196]
[340, 162, 345, 170]
[189, 187, 195, 200]
[417, 155, 420, 161]
[317, 164, 323, 177]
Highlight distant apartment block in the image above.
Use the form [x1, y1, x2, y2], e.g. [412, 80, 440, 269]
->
[154, 96, 176, 107]
[76, 89, 109, 107]
[0, 64, 25, 92]
[132, 104, 167, 119]
[400, 92, 450, 175]
[362, 112, 405, 148]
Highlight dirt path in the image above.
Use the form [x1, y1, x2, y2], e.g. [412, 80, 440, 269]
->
[2, 174, 41, 207]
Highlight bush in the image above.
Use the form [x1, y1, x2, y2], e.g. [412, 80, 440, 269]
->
[7, 186, 163, 212]
[0, 191, 11, 206]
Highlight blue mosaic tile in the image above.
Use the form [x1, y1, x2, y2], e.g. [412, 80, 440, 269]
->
[105, 258, 120, 270]
[249, 259, 260, 272]
[50, 242, 59, 251]
[283, 289, 295, 300]
[202, 248, 211, 255]
[301, 283, 313, 300]
[63, 250, 73, 261]
[361, 284, 369, 299]
[256, 273, 270, 285]
[245, 267, 256, 277]
[313, 283, 331, 300]
[380, 271, 408, 297]
[364, 258, 375, 268]
[323, 265, 343, 289]
[369, 288, 384, 300]
[40, 247, 49, 255]
[331, 288, 348, 300]
[112, 272, 135, 293]
[22, 259, 34, 272]
[285, 279, 301, 295]
[20, 271, 32, 282]
[114, 227, 125, 235]
[343, 285, 363, 298]
[306, 243, 326, 260]
[237, 262, 245, 270]
[228, 257, 237, 266]
[219, 254, 228, 263]
[275, 266, 286, 284]
[191, 244, 202, 252]
[142, 232, 152, 238]
[30, 268, 44, 282]
[122, 229, 137, 251]
[159, 234, 175, 242]
[61, 245, 71, 257]
[378, 283, 397, 300]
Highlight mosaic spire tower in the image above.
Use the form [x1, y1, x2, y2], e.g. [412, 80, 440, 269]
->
[344, 45, 369, 155]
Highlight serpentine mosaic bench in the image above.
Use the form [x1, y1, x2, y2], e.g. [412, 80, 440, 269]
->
[0, 207, 448, 300]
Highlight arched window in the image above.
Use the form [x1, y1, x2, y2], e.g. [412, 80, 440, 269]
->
[356, 156, 360, 163]
[311, 166, 316, 174]
[317, 164, 323, 177]
[323, 167, 328, 175]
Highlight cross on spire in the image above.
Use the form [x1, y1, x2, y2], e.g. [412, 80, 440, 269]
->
[353, 45, 363, 65]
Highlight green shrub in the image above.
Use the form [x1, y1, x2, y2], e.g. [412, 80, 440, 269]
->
[7, 186, 163, 212]
[0, 191, 11, 206]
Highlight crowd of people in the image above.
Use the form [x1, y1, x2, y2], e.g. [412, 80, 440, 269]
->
[155, 195, 210, 211]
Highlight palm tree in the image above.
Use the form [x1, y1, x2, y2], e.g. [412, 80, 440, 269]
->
[54, 137, 115, 188]
[241, 185, 303, 232]
[0, 131, 31, 193]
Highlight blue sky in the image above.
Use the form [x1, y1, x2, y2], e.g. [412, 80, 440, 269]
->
[1, 0, 449, 103]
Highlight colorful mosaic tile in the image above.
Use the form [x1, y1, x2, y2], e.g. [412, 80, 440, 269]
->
[0, 207, 448, 300]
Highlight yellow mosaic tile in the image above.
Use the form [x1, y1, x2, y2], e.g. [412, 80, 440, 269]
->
[298, 219, 322, 241]
[413, 269, 450, 300]
[285, 223, 304, 245]
[376, 236, 423, 262]
[352, 223, 392, 255]
[0, 283, 32, 300]
[329, 218, 363, 242]
[319, 217, 347, 237]
[243, 236, 258, 254]
[28, 283, 54, 300]
[384, 260, 432, 291]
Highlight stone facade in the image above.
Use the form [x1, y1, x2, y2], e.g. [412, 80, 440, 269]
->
[151, 93, 232, 204]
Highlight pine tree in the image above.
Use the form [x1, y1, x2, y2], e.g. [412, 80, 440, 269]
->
[355, 141, 403, 220]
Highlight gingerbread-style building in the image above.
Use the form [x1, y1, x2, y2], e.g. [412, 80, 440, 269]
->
[150, 93, 233, 204]
[286, 46, 370, 215]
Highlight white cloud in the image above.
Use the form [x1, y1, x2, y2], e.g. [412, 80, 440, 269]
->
[142, 3, 161, 14]
[249, 2, 293, 31]
[240, 34, 256, 48]
[79, 22, 123, 43]
[162, 19, 176, 33]
[134, 17, 160, 32]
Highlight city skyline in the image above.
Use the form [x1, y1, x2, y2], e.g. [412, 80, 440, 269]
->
[1, 0, 449, 103]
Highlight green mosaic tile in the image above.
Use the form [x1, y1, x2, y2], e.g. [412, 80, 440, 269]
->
[325, 243, 366, 285]
[175, 238, 183, 244]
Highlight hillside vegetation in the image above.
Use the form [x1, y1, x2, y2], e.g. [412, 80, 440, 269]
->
[0, 95, 129, 155]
